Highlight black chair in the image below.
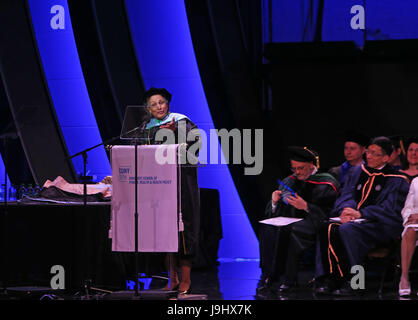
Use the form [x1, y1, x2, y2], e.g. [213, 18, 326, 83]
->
[366, 239, 401, 296]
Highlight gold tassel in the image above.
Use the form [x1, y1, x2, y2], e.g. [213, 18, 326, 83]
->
[400, 138, 406, 157]
[304, 146, 320, 169]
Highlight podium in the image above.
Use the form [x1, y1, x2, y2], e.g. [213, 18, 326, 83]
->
[110, 144, 179, 252]
[109, 144, 180, 299]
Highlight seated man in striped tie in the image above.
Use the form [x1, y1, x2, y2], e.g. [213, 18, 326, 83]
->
[314, 136, 410, 296]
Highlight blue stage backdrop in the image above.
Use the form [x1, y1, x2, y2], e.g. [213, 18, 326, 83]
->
[263, 0, 418, 46]
[323, 0, 418, 45]
[27, 0, 111, 183]
[25, 0, 259, 260]
[0, 155, 11, 200]
[124, 0, 259, 260]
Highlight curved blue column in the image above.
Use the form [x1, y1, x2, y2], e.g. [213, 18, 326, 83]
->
[27, 0, 111, 182]
[0, 156, 12, 200]
[124, 0, 259, 259]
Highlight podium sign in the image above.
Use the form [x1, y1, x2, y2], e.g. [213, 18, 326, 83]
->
[110, 145, 178, 252]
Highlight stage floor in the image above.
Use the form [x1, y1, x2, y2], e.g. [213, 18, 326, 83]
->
[193, 260, 418, 301]
[1, 260, 417, 301]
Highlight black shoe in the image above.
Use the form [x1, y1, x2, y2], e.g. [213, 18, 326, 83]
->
[278, 280, 297, 293]
[314, 277, 339, 295]
[332, 281, 360, 297]
[256, 277, 272, 295]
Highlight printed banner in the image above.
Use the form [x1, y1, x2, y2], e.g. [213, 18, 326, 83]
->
[110, 145, 178, 252]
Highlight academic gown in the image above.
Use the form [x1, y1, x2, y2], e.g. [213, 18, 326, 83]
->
[328, 161, 364, 188]
[259, 172, 339, 282]
[137, 113, 201, 258]
[316, 164, 410, 278]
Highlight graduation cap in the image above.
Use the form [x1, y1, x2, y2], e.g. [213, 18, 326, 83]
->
[142, 87, 172, 104]
[344, 129, 369, 147]
[288, 146, 320, 168]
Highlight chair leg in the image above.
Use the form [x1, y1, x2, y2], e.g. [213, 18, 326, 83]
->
[392, 261, 401, 292]
[378, 268, 386, 296]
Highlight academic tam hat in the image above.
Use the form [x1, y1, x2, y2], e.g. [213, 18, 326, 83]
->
[143, 87, 172, 104]
[344, 129, 369, 147]
[288, 146, 320, 168]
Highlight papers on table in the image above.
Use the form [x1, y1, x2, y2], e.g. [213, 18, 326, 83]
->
[329, 217, 366, 223]
[259, 216, 303, 227]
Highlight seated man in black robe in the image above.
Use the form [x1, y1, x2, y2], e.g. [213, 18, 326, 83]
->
[314, 136, 410, 296]
[257, 146, 339, 294]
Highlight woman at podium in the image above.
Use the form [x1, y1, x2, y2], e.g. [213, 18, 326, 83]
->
[140, 87, 200, 294]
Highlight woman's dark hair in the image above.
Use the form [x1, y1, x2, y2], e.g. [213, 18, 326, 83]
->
[405, 137, 418, 151]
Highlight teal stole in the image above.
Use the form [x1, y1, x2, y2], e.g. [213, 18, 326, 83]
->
[145, 112, 189, 129]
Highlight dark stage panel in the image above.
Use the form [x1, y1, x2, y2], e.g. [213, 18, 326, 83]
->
[261, 40, 418, 185]
[0, 202, 125, 291]
[0, 188, 222, 294]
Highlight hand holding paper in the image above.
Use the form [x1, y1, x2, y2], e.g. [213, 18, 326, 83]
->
[339, 207, 362, 223]
[330, 217, 366, 224]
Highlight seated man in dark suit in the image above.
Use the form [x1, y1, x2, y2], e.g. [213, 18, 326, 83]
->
[314, 136, 410, 296]
[257, 146, 339, 295]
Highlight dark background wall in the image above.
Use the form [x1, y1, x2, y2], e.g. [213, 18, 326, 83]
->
[185, 1, 418, 236]
[263, 41, 418, 181]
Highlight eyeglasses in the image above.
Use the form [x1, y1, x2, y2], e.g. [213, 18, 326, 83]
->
[365, 149, 384, 157]
[290, 165, 308, 172]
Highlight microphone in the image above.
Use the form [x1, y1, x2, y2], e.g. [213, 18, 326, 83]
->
[139, 113, 151, 132]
